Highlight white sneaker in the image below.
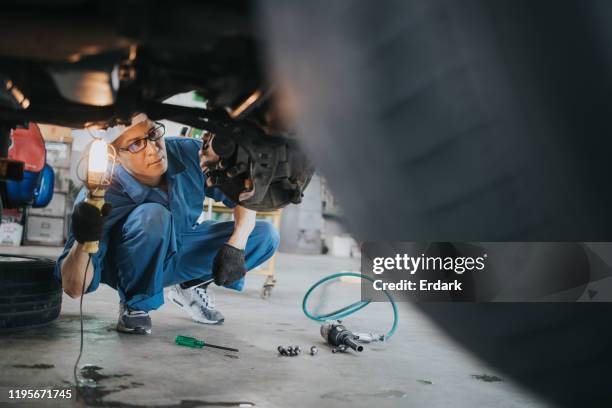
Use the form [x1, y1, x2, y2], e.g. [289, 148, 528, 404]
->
[168, 283, 225, 325]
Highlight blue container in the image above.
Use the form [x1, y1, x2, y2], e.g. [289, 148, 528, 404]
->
[33, 164, 55, 208]
[5, 170, 40, 207]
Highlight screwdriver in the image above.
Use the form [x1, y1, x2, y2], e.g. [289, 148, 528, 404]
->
[175, 335, 239, 352]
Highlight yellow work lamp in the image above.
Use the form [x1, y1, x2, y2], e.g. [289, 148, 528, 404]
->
[82, 138, 115, 254]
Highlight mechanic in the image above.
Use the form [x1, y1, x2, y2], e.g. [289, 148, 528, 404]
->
[55, 113, 279, 334]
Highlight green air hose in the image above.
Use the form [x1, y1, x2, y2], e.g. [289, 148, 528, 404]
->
[301, 272, 398, 341]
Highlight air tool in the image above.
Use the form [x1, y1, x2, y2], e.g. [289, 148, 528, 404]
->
[320, 321, 364, 353]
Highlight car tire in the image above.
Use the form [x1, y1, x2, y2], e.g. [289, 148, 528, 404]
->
[0, 254, 62, 331]
[259, 1, 612, 406]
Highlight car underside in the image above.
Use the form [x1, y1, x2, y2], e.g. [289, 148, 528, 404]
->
[0, 0, 312, 211]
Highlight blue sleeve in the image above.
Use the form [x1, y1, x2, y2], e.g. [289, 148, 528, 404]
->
[205, 185, 236, 209]
[175, 137, 236, 209]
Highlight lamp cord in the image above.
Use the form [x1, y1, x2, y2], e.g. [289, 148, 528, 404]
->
[73, 254, 92, 388]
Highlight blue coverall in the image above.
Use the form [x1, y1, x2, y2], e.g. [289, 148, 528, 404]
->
[55, 137, 280, 312]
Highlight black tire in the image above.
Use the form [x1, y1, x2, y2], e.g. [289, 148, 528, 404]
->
[259, 1, 612, 406]
[0, 255, 62, 331]
[259, 0, 612, 241]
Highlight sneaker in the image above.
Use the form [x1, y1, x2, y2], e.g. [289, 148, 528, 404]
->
[168, 283, 225, 325]
[117, 303, 152, 335]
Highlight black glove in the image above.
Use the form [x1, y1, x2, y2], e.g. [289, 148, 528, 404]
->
[71, 201, 112, 244]
[212, 244, 247, 286]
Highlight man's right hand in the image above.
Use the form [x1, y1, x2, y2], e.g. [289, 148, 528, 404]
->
[71, 201, 112, 244]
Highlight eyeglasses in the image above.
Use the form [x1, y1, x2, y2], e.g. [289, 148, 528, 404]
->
[118, 123, 165, 154]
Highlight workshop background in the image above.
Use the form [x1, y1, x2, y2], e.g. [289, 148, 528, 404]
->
[0, 91, 357, 261]
[0, 91, 550, 408]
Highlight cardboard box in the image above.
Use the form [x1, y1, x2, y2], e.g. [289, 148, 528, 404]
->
[38, 124, 73, 143]
[28, 192, 66, 217]
[0, 222, 23, 246]
[25, 216, 65, 245]
[45, 142, 71, 169]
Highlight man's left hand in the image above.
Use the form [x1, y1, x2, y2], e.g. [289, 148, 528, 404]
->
[212, 244, 247, 286]
[200, 132, 221, 187]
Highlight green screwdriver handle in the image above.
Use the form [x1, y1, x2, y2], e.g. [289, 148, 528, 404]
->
[175, 335, 239, 353]
[175, 335, 205, 348]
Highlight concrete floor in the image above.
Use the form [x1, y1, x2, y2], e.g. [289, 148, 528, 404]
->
[0, 247, 552, 408]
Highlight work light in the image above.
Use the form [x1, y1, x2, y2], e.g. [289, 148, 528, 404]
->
[82, 138, 115, 254]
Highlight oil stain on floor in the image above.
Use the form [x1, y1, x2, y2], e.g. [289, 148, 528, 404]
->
[471, 374, 503, 382]
[12, 363, 55, 369]
[75, 365, 255, 408]
[321, 389, 407, 402]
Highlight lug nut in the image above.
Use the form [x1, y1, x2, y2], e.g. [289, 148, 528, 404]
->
[332, 345, 347, 354]
[279, 345, 304, 357]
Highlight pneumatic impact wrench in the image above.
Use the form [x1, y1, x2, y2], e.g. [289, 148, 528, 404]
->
[320, 321, 364, 353]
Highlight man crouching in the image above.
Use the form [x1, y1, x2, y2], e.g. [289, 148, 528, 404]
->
[56, 113, 279, 334]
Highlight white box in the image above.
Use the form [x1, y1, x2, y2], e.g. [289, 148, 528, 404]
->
[0, 222, 23, 246]
[25, 216, 64, 245]
[54, 168, 72, 193]
[45, 142, 71, 169]
[328, 236, 355, 258]
[64, 211, 72, 241]
[28, 193, 66, 217]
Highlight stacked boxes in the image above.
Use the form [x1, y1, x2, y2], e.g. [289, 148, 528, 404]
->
[0, 209, 24, 246]
[24, 126, 73, 246]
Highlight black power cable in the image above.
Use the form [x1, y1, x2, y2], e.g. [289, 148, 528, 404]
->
[73, 255, 92, 388]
